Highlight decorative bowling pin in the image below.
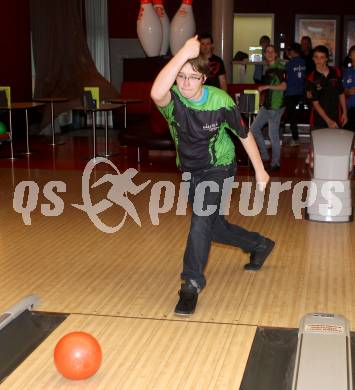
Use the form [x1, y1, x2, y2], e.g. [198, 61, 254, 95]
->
[137, 0, 162, 57]
[170, 0, 196, 55]
[153, 0, 170, 56]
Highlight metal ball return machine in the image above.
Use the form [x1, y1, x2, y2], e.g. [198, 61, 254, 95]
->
[240, 312, 354, 390]
[291, 313, 353, 390]
[306, 128, 354, 222]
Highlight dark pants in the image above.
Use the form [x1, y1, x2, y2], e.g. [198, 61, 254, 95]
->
[285, 95, 303, 140]
[344, 107, 355, 131]
[181, 164, 264, 289]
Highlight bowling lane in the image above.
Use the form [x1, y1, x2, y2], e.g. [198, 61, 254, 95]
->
[0, 168, 254, 324]
[240, 215, 355, 328]
[1, 314, 256, 389]
[1, 168, 355, 328]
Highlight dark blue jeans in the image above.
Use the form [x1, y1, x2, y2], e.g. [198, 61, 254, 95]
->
[181, 164, 264, 289]
[251, 106, 285, 166]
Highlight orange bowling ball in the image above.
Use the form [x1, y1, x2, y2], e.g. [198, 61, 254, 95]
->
[54, 331, 102, 380]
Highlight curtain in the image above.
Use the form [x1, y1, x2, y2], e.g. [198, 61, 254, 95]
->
[85, 0, 112, 126]
[85, 0, 110, 80]
[30, 0, 118, 129]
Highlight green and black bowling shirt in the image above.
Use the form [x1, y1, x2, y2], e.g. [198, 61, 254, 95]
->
[158, 85, 248, 172]
[262, 61, 286, 109]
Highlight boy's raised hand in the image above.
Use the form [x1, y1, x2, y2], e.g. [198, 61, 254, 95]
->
[181, 35, 200, 59]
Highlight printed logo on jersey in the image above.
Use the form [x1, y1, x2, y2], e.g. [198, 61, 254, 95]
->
[203, 122, 218, 132]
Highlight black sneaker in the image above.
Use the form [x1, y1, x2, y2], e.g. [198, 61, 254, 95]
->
[174, 280, 199, 315]
[244, 237, 275, 271]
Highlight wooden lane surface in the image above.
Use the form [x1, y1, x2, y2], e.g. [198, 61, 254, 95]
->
[1, 314, 256, 389]
[0, 168, 354, 329]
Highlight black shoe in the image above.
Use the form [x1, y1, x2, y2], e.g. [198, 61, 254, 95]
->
[244, 237, 275, 271]
[174, 280, 198, 315]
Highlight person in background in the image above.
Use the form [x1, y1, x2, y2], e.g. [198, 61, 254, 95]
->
[151, 36, 274, 316]
[342, 53, 352, 70]
[306, 45, 347, 129]
[233, 51, 249, 83]
[300, 36, 315, 75]
[284, 43, 306, 146]
[343, 45, 355, 131]
[251, 45, 287, 171]
[198, 33, 227, 91]
[253, 35, 271, 83]
[233, 51, 249, 62]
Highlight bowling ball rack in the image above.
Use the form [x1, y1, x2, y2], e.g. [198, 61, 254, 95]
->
[240, 326, 355, 390]
[0, 296, 67, 383]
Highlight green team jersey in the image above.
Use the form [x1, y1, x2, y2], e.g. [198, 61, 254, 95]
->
[262, 61, 286, 109]
[158, 85, 248, 172]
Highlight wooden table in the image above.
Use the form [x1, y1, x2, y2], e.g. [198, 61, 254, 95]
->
[33, 97, 69, 146]
[75, 103, 123, 159]
[0, 102, 45, 158]
[108, 98, 143, 128]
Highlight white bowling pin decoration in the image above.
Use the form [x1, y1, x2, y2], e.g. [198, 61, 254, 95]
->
[137, 0, 162, 57]
[153, 0, 170, 56]
[170, 0, 196, 55]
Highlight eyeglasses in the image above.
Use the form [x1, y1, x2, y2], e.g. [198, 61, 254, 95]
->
[176, 74, 204, 82]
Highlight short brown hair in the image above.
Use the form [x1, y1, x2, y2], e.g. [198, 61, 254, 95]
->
[186, 56, 210, 76]
[313, 45, 329, 59]
[265, 44, 278, 54]
[259, 35, 271, 45]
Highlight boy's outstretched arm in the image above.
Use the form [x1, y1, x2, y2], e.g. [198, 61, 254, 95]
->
[150, 36, 200, 107]
[239, 132, 270, 191]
